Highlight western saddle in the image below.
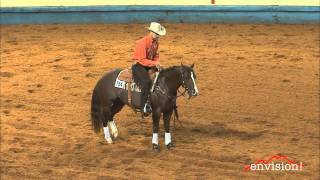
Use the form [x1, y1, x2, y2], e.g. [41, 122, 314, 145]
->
[117, 68, 157, 106]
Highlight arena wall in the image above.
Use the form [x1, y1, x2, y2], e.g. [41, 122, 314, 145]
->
[1, 5, 319, 24]
[1, 0, 319, 6]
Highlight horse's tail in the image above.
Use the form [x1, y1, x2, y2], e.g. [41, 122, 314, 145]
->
[91, 88, 102, 133]
[173, 104, 183, 128]
[173, 105, 179, 120]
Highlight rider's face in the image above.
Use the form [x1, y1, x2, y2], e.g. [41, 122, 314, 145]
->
[150, 31, 160, 40]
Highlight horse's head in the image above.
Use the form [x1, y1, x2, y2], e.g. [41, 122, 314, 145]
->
[180, 64, 199, 98]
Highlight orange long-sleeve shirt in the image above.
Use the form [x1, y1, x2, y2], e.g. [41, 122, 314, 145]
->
[132, 34, 159, 67]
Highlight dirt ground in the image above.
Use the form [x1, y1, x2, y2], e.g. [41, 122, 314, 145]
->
[1, 23, 319, 179]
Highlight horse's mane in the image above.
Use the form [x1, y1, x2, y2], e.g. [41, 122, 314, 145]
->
[160, 65, 192, 75]
[159, 65, 184, 78]
[161, 65, 182, 73]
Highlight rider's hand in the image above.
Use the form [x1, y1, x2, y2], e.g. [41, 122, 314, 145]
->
[156, 63, 163, 71]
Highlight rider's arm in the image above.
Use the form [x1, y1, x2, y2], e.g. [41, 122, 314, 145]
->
[139, 58, 158, 67]
[153, 53, 159, 62]
[133, 40, 159, 67]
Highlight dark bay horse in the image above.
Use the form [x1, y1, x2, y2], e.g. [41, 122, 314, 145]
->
[91, 64, 199, 152]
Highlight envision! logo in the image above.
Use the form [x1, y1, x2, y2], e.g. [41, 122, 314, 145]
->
[244, 155, 304, 171]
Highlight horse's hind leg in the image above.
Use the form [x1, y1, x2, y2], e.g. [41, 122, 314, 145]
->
[101, 106, 113, 144]
[101, 99, 125, 143]
[108, 98, 124, 139]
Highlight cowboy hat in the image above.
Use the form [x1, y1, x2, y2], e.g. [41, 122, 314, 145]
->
[146, 22, 166, 36]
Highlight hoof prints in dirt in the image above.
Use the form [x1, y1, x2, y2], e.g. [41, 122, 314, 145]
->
[27, 84, 43, 93]
[213, 127, 262, 140]
[15, 104, 25, 109]
[3, 110, 10, 115]
[85, 73, 95, 78]
[27, 89, 35, 93]
[62, 77, 71, 80]
[188, 122, 263, 140]
[0, 72, 15, 78]
[273, 53, 287, 59]
[53, 57, 63, 62]
[83, 63, 93, 67]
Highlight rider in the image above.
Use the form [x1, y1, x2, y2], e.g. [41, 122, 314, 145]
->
[132, 22, 166, 115]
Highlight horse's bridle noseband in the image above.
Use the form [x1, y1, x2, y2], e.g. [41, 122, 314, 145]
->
[178, 69, 191, 97]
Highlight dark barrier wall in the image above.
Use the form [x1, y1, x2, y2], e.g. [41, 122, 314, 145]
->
[1, 6, 319, 24]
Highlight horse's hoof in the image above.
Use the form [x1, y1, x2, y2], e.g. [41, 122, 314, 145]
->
[112, 130, 118, 139]
[109, 122, 118, 139]
[142, 112, 151, 117]
[152, 144, 160, 153]
[105, 137, 113, 144]
[166, 143, 175, 150]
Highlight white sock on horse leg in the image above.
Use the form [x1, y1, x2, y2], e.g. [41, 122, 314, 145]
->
[165, 132, 171, 145]
[109, 121, 118, 138]
[103, 126, 112, 143]
[152, 133, 158, 145]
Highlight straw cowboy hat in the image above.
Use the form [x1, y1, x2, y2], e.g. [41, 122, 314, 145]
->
[146, 22, 166, 36]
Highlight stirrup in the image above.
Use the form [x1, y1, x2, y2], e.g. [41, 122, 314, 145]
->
[143, 103, 152, 114]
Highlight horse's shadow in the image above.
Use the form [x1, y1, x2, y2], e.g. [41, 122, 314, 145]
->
[174, 121, 263, 142]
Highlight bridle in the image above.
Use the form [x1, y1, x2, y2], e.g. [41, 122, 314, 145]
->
[154, 68, 191, 99]
[178, 68, 192, 98]
[177, 88, 187, 97]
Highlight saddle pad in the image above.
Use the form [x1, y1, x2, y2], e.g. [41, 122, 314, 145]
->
[117, 69, 132, 82]
[115, 70, 141, 92]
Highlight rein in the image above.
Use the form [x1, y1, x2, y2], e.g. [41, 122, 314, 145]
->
[177, 88, 187, 97]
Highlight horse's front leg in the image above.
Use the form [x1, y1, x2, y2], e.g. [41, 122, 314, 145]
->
[163, 109, 175, 150]
[152, 109, 161, 152]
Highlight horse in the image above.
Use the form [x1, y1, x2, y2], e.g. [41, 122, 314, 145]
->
[90, 64, 199, 152]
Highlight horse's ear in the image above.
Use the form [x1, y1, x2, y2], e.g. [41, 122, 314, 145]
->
[190, 63, 195, 68]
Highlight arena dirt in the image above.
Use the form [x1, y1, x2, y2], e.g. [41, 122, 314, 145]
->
[1, 24, 319, 179]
